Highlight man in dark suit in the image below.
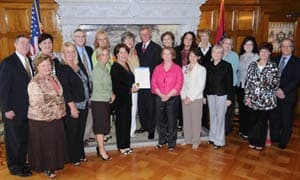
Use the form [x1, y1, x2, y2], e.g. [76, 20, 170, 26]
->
[0, 35, 34, 177]
[73, 28, 93, 78]
[270, 38, 300, 149]
[72, 28, 94, 146]
[135, 26, 162, 139]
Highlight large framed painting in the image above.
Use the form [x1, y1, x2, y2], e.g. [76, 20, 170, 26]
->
[268, 21, 297, 53]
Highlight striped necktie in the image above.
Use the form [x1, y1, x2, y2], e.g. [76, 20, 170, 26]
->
[279, 57, 287, 74]
[142, 44, 146, 54]
[81, 48, 90, 74]
[24, 57, 32, 78]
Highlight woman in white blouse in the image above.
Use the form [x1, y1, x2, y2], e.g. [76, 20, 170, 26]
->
[181, 48, 206, 149]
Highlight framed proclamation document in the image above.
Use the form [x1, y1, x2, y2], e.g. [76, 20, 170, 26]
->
[134, 67, 151, 89]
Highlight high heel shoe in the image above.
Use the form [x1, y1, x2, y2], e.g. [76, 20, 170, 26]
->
[99, 153, 112, 161]
[45, 170, 56, 178]
[73, 162, 81, 166]
[119, 148, 130, 155]
[96, 146, 100, 157]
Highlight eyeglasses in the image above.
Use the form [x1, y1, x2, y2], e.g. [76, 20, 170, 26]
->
[74, 35, 85, 38]
[281, 45, 293, 48]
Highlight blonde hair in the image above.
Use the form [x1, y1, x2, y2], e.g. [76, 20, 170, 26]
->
[33, 53, 53, 73]
[212, 44, 224, 55]
[93, 29, 110, 49]
[61, 41, 79, 65]
[161, 47, 176, 59]
[199, 29, 211, 36]
[95, 47, 110, 61]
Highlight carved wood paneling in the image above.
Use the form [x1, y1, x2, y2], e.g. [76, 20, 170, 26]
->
[0, 0, 61, 61]
[6, 8, 30, 33]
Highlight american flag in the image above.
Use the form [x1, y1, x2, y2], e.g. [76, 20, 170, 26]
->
[30, 0, 42, 56]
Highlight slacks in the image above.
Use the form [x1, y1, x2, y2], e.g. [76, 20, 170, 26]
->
[207, 95, 227, 146]
[236, 87, 251, 136]
[225, 87, 236, 135]
[3, 116, 28, 173]
[138, 89, 156, 134]
[114, 99, 132, 149]
[248, 109, 270, 147]
[64, 108, 88, 163]
[156, 96, 179, 148]
[270, 97, 296, 146]
[182, 99, 203, 145]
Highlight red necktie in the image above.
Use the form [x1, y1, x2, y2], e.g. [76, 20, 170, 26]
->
[142, 44, 146, 54]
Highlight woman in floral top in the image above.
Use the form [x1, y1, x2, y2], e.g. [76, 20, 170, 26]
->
[244, 42, 280, 150]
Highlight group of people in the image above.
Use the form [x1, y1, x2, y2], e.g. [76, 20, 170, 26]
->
[0, 25, 299, 178]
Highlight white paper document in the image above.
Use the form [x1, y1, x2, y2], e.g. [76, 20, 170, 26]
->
[134, 67, 151, 89]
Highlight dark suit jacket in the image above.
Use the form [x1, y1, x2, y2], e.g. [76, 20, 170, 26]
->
[76, 45, 93, 75]
[135, 41, 162, 75]
[272, 55, 300, 102]
[0, 53, 34, 121]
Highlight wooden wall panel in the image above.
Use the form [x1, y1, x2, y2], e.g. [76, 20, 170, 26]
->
[199, 10, 215, 30]
[0, 0, 61, 61]
[237, 11, 255, 30]
[5, 8, 30, 33]
[224, 11, 234, 31]
[198, 3, 259, 51]
[40, 9, 57, 33]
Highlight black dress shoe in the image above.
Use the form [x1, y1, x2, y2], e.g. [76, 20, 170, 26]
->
[10, 170, 31, 177]
[278, 143, 287, 149]
[22, 166, 32, 175]
[135, 128, 146, 134]
[148, 132, 154, 139]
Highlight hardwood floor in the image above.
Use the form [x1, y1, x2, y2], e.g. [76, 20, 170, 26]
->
[1, 120, 300, 179]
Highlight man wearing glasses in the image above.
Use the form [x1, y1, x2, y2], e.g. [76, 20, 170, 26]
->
[270, 38, 300, 149]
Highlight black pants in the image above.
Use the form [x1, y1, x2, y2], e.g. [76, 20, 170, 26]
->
[236, 87, 251, 136]
[138, 89, 156, 133]
[3, 116, 28, 173]
[156, 96, 179, 148]
[177, 98, 183, 127]
[64, 108, 88, 163]
[270, 98, 296, 146]
[225, 87, 236, 135]
[114, 100, 131, 149]
[201, 104, 209, 129]
[248, 109, 269, 147]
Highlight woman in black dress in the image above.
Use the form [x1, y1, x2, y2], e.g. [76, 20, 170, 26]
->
[110, 43, 137, 155]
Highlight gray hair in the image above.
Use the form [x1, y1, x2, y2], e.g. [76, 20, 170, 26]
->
[280, 38, 295, 48]
[121, 31, 135, 43]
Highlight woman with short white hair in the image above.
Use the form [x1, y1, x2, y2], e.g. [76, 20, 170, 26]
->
[204, 44, 233, 149]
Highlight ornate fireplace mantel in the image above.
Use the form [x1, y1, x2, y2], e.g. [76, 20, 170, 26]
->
[55, 0, 207, 42]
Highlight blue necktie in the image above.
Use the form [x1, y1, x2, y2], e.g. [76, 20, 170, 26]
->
[279, 57, 287, 74]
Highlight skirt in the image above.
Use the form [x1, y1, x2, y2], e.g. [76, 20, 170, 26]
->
[91, 101, 111, 135]
[28, 119, 68, 172]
